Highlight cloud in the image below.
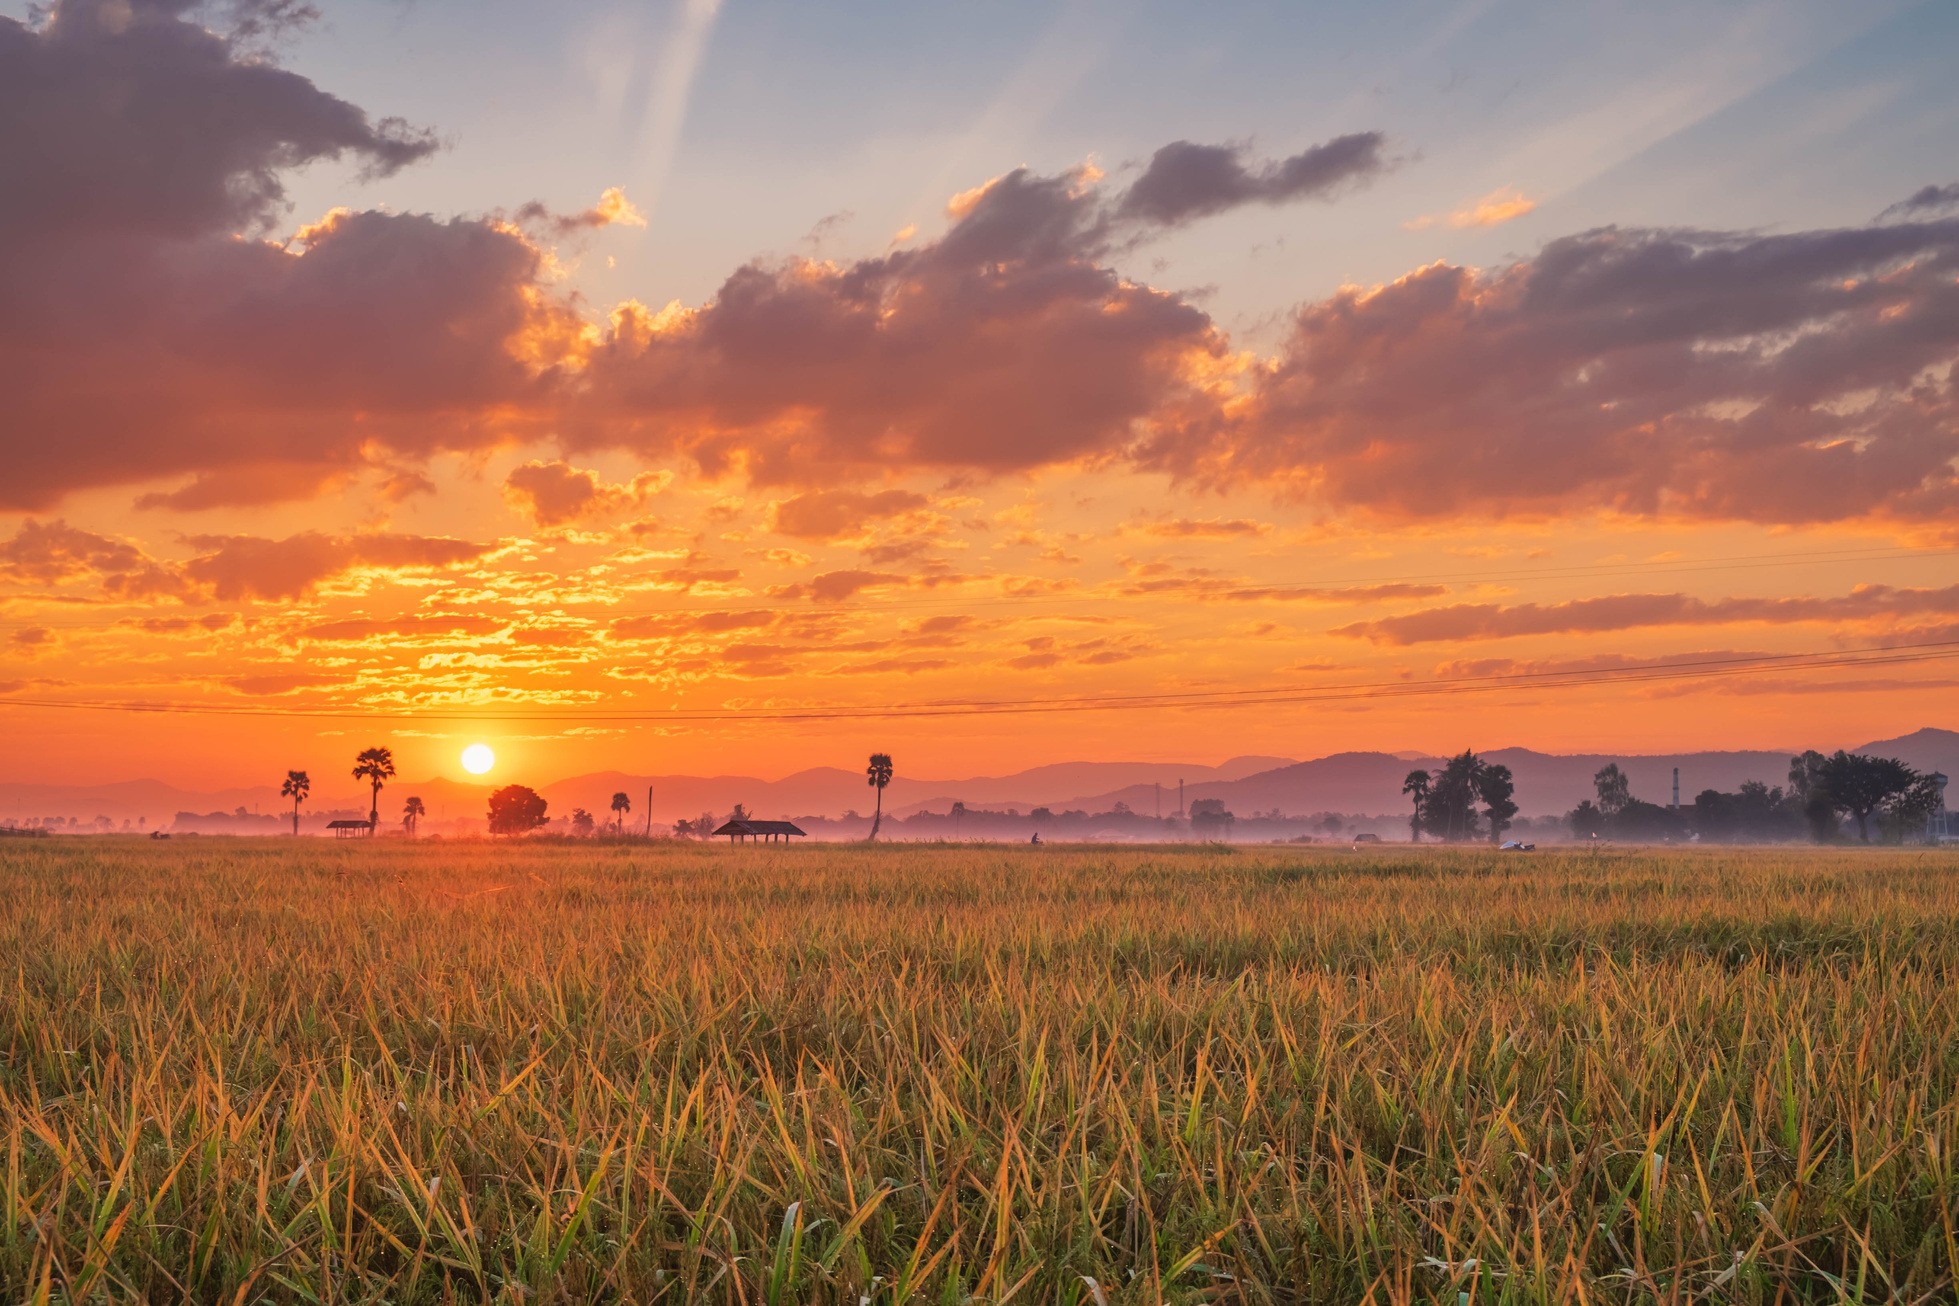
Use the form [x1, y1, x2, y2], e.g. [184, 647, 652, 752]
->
[0, 1, 567, 510]
[501, 461, 671, 527]
[1127, 516, 1272, 539]
[0, 519, 190, 598]
[1108, 570, 1447, 604]
[221, 671, 345, 695]
[2, 0, 434, 245]
[121, 613, 240, 635]
[514, 187, 648, 238]
[769, 570, 912, 602]
[1405, 187, 1537, 231]
[300, 615, 506, 642]
[9, 626, 57, 655]
[609, 609, 778, 641]
[1116, 134, 1389, 227]
[834, 656, 957, 675]
[1333, 583, 1959, 645]
[181, 531, 493, 602]
[566, 161, 1231, 486]
[767, 489, 931, 540]
[1430, 650, 1775, 678]
[0, 519, 147, 584]
[1145, 218, 1959, 528]
[1879, 182, 1959, 219]
[7, 0, 1954, 541]
[1645, 675, 1959, 698]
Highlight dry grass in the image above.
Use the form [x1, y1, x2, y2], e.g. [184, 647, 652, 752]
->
[3, 838, 1957, 1304]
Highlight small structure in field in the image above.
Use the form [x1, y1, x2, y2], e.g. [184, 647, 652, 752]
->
[326, 819, 373, 839]
[711, 818, 806, 844]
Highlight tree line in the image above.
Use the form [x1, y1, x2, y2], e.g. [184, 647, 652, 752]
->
[1567, 750, 1944, 844]
[1400, 747, 1945, 845]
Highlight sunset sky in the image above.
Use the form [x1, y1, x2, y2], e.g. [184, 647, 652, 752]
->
[2, 0, 1957, 791]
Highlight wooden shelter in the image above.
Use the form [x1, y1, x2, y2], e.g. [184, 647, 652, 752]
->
[327, 819, 374, 839]
[711, 818, 806, 844]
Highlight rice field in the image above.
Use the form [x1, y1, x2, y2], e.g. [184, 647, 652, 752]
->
[3, 837, 1957, 1304]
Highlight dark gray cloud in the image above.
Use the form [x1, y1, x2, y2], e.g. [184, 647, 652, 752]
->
[1880, 182, 1959, 220]
[1, 0, 434, 241]
[1115, 133, 1388, 228]
[0, 0, 555, 512]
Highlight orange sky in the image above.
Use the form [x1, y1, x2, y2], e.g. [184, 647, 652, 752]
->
[2, 1, 1955, 790]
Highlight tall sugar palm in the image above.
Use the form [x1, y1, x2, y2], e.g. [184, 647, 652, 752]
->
[402, 795, 425, 837]
[1401, 770, 1430, 844]
[866, 753, 894, 841]
[280, 770, 310, 837]
[352, 747, 395, 830]
[610, 791, 631, 834]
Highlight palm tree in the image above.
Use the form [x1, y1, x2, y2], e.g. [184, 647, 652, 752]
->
[866, 753, 894, 841]
[610, 791, 631, 834]
[280, 770, 310, 836]
[1402, 770, 1430, 843]
[402, 795, 425, 837]
[352, 747, 395, 830]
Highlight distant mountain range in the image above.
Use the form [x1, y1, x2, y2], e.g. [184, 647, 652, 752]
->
[4, 730, 1953, 831]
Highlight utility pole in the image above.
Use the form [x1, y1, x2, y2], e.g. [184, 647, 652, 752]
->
[1178, 779, 1184, 819]
[645, 785, 653, 837]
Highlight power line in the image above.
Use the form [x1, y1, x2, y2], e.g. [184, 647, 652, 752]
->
[3, 640, 1954, 723]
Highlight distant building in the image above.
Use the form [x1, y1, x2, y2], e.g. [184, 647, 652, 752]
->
[326, 819, 374, 839]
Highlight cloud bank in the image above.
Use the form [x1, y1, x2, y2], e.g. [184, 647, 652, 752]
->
[4, 0, 1956, 539]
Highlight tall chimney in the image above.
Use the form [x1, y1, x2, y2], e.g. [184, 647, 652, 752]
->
[1671, 767, 1680, 810]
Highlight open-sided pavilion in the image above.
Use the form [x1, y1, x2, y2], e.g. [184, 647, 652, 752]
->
[710, 819, 806, 844]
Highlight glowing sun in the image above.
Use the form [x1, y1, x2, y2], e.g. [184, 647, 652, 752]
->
[461, 743, 496, 775]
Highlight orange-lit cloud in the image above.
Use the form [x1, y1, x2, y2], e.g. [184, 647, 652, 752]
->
[502, 462, 672, 527]
[1334, 583, 1959, 645]
[768, 490, 932, 540]
[1404, 187, 1537, 230]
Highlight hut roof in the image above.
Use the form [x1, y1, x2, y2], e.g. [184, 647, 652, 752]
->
[711, 819, 806, 837]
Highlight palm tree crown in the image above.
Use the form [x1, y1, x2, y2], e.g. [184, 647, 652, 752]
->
[352, 747, 395, 826]
[610, 791, 631, 833]
[402, 795, 425, 836]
